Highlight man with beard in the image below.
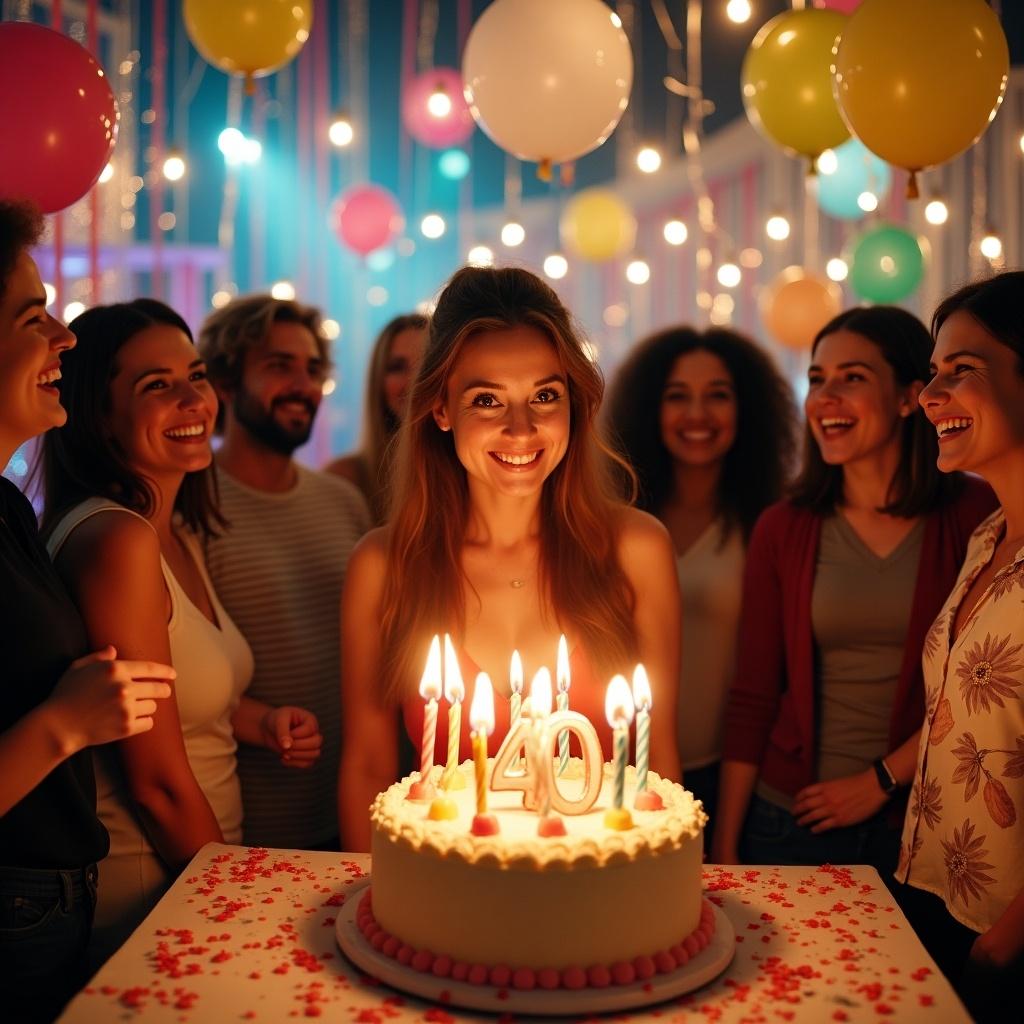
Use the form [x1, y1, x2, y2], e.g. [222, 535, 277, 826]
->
[199, 295, 370, 851]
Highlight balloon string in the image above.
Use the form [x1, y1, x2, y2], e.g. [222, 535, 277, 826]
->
[51, 0, 64, 317]
[87, 0, 100, 305]
[150, 0, 167, 299]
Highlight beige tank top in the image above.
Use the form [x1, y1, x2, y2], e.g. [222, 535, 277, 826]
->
[46, 499, 254, 853]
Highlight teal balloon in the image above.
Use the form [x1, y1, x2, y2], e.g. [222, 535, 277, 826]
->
[849, 225, 924, 303]
[438, 148, 470, 180]
[817, 138, 891, 221]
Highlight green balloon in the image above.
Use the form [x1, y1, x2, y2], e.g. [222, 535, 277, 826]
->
[849, 225, 924, 303]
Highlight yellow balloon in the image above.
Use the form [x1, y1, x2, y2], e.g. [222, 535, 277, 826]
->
[834, 0, 1009, 182]
[742, 9, 849, 160]
[559, 188, 637, 264]
[761, 267, 842, 351]
[184, 0, 313, 81]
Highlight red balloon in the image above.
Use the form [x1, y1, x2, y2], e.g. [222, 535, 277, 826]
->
[330, 185, 405, 257]
[0, 22, 118, 214]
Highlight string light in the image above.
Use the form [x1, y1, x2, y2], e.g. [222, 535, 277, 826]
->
[270, 280, 296, 301]
[98, 162, 114, 184]
[716, 261, 741, 288]
[925, 198, 949, 226]
[765, 214, 791, 241]
[663, 219, 688, 246]
[826, 257, 849, 282]
[726, 0, 752, 24]
[467, 245, 495, 268]
[162, 149, 186, 181]
[636, 147, 662, 174]
[543, 253, 568, 280]
[218, 128, 261, 166]
[63, 301, 86, 322]
[322, 319, 341, 340]
[980, 231, 1003, 261]
[817, 149, 839, 176]
[603, 304, 628, 327]
[626, 259, 651, 284]
[367, 286, 389, 306]
[427, 84, 452, 119]
[438, 149, 470, 180]
[322, 379, 337, 396]
[328, 114, 354, 147]
[420, 213, 446, 239]
[44, 283, 56, 307]
[857, 191, 879, 212]
[500, 221, 525, 247]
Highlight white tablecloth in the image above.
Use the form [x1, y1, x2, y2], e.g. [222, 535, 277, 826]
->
[61, 843, 968, 1022]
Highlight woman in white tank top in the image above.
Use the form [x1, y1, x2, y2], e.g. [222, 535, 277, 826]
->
[40, 299, 322, 966]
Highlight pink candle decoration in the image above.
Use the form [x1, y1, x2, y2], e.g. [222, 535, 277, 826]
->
[556, 634, 571, 777]
[604, 675, 635, 831]
[440, 633, 467, 791]
[408, 635, 441, 802]
[632, 664, 664, 811]
[469, 672, 499, 836]
[509, 649, 523, 768]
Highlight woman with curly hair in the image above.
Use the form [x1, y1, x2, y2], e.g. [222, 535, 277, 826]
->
[338, 267, 681, 850]
[606, 326, 798, 823]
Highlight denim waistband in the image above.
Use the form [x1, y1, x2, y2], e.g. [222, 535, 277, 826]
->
[0, 864, 98, 910]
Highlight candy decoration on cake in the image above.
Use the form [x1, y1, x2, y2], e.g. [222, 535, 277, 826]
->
[408, 635, 442, 802]
[469, 673, 500, 836]
[555, 634, 571, 777]
[440, 634, 467, 791]
[604, 675, 635, 831]
[633, 665, 664, 811]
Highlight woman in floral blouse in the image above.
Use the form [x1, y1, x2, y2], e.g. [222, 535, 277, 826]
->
[900, 271, 1024, 1016]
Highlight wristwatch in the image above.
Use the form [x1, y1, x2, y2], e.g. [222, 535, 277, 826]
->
[872, 757, 899, 797]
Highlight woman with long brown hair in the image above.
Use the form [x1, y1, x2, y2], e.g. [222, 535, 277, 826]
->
[338, 267, 681, 850]
[324, 313, 427, 523]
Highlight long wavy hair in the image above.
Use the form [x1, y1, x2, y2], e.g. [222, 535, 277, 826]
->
[41, 299, 225, 538]
[359, 313, 428, 522]
[380, 266, 638, 703]
[605, 326, 798, 540]
[790, 306, 961, 516]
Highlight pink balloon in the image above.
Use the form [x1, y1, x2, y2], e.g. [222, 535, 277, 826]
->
[401, 67, 474, 149]
[813, 0, 863, 13]
[330, 185, 405, 256]
[0, 22, 118, 213]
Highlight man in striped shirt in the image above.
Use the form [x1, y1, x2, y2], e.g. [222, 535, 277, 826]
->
[200, 295, 371, 850]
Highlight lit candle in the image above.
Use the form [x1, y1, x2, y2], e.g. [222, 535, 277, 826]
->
[509, 650, 523, 767]
[604, 675, 635, 830]
[527, 668, 566, 836]
[556, 634, 571, 777]
[440, 634, 466, 790]
[408, 635, 442, 802]
[469, 673, 499, 835]
[632, 664, 664, 811]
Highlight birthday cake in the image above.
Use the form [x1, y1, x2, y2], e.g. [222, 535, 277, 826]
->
[361, 758, 710, 990]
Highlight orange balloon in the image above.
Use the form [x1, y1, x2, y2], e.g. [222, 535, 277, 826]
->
[761, 267, 843, 350]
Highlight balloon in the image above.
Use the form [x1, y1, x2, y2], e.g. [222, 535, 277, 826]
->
[330, 185, 405, 257]
[833, 0, 1008, 194]
[559, 189, 636, 263]
[848, 225, 924, 303]
[761, 267, 843, 350]
[402, 68, 475, 149]
[184, 0, 312, 83]
[816, 138, 891, 221]
[463, 0, 632, 172]
[813, 0, 862, 12]
[741, 9, 849, 161]
[0, 23, 117, 214]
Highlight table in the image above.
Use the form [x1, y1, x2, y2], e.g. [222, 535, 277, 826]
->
[61, 844, 968, 1022]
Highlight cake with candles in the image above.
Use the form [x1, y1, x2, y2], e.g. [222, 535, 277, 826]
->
[357, 646, 713, 992]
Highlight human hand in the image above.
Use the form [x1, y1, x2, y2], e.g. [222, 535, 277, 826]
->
[260, 706, 323, 768]
[793, 770, 888, 833]
[709, 833, 740, 865]
[968, 918, 1024, 972]
[50, 646, 175, 752]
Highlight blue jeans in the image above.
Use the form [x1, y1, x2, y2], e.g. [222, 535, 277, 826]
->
[0, 863, 98, 1023]
[740, 794, 901, 890]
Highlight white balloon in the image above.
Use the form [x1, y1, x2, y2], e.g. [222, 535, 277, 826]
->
[462, 0, 633, 167]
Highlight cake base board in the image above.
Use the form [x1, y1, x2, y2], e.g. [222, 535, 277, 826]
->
[336, 886, 735, 1016]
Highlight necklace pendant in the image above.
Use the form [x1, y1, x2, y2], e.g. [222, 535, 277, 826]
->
[510, 578, 524, 589]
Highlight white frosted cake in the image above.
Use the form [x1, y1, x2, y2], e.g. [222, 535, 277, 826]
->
[360, 759, 711, 991]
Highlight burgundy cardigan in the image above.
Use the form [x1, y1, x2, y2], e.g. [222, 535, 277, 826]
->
[721, 477, 998, 797]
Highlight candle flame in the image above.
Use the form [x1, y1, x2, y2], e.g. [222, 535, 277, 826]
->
[604, 674, 635, 728]
[469, 672, 495, 735]
[529, 667, 553, 717]
[419, 635, 442, 700]
[556, 634, 571, 694]
[510, 649, 524, 695]
[632, 664, 652, 712]
[442, 633, 465, 702]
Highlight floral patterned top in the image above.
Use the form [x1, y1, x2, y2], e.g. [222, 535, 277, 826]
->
[897, 509, 1024, 933]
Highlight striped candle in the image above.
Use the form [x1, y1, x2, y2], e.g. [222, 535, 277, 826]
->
[604, 675, 635, 811]
[632, 665, 652, 792]
[441, 634, 466, 790]
[613, 723, 627, 810]
[509, 650, 523, 768]
[556, 635, 570, 776]
[469, 673, 495, 819]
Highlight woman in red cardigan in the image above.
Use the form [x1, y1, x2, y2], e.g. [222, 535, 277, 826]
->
[711, 306, 996, 886]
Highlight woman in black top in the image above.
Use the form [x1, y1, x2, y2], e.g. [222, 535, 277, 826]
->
[0, 200, 174, 1022]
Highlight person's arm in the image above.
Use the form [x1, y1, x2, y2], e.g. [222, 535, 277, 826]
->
[968, 884, 1024, 969]
[53, 512, 223, 867]
[0, 647, 173, 815]
[338, 529, 399, 851]
[712, 510, 788, 863]
[618, 508, 682, 783]
[792, 729, 922, 832]
[231, 697, 322, 768]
